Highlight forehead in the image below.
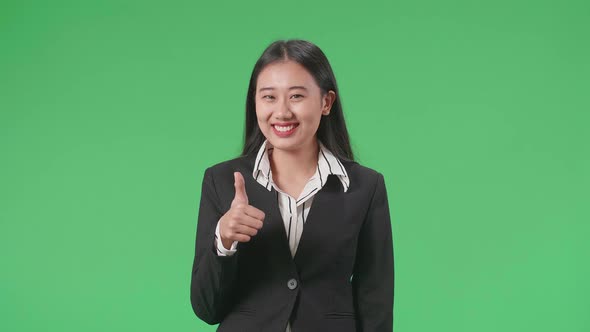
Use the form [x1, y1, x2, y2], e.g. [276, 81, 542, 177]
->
[256, 60, 318, 90]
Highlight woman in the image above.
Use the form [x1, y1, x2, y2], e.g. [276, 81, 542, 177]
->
[190, 39, 394, 332]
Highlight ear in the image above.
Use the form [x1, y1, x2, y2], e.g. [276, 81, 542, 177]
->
[322, 90, 336, 115]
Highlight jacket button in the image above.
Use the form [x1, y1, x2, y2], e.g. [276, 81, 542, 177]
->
[287, 278, 298, 290]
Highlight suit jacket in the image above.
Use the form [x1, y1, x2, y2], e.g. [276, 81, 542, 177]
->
[190, 152, 394, 332]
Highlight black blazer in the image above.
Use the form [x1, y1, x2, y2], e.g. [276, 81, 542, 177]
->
[190, 152, 394, 332]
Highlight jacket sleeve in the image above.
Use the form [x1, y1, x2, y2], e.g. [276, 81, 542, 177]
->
[190, 167, 239, 324]
[352, 172, 394, 331]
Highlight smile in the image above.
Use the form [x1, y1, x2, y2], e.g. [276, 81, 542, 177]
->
[272, 123, 299, 137]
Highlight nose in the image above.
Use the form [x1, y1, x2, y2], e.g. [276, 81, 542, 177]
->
[274, 98, 294, 120]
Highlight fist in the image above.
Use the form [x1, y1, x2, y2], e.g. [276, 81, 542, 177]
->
[218, 172, 265, 248]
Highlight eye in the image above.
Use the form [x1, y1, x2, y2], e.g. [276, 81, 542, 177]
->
[291, 94, 304, 99]
[262, 95, 275, 100]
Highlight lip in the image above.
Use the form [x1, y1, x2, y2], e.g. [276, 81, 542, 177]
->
[272, 122, 299, 126]
[272, 123, 299, 138]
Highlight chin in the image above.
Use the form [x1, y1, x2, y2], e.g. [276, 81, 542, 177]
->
[267, 138, 301, 150]
[273, 137, 317, 153]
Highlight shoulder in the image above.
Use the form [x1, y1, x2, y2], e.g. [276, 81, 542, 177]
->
[340, 159, 386, 193]
[342, 159, 383, 181]
[203, 154, 257, 181]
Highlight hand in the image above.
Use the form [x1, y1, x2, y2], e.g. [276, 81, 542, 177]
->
[218, 172, 265, 249]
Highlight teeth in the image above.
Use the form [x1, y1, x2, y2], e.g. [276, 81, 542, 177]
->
[274, 125, 295, 132]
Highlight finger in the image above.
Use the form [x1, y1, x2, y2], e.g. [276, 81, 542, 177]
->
[233, 224, 259, 237]
[231, 213, 264, 230]
[220, 223, 255, 242]
[232, 171, 249, 206]
[233, 234, 251, 243]
[244, 205, 265, 222]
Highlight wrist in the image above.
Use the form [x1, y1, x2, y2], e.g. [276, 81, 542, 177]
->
[220, 236, 234, 250]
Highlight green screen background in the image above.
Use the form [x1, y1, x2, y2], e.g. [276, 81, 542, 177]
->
[1, 0, 588, 331]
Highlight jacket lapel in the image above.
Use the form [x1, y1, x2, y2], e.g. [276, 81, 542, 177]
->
[241, 153, 349, 266]
[243, 154, 293, 261]
[293, 174, 341, 266]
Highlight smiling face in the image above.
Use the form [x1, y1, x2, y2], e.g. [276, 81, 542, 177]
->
[255, 60, 335, 153]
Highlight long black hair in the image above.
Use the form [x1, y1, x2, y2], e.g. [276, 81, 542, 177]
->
[241, 39, 354, 162]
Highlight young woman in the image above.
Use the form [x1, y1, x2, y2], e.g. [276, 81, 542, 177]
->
[190, 39, 394, 332]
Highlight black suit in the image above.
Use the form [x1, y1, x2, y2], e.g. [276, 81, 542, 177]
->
[190, 153, 394, 332]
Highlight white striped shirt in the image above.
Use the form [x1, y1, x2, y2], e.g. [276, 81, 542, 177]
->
[215, 139, 349, 255]
[214, 139, 350, 331]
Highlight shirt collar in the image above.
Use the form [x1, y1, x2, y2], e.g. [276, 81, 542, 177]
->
[252, 139, 350, 193]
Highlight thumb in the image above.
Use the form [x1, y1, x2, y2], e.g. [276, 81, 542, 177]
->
[232, 171, 248, 206]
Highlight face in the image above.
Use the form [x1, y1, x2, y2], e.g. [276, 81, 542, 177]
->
[255, 60, 335, 153]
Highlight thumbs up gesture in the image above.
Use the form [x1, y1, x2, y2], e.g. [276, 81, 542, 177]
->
[218, 172, 265, 249]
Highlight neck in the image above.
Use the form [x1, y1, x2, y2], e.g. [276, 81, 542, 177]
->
[270, 138, 319, 182]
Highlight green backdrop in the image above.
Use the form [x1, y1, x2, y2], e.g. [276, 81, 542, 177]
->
[1, 0, 588, 331]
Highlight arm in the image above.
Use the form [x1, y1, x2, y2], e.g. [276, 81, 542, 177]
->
[190, 167, 239, 324]
[352, 173, 395, 331]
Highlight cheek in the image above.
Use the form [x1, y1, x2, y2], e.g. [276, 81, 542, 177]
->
[255, 104, 268, 120]
[255, 107, 272, 129]
[298, 106, 323, 126]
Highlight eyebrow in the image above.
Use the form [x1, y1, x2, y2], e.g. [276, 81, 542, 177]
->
[258, 86, 308, 93]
